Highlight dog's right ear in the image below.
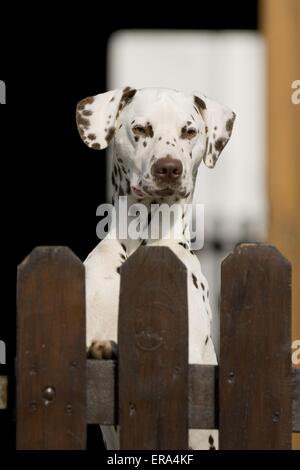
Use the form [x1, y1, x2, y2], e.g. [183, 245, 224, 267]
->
[76, 87, 137, 150]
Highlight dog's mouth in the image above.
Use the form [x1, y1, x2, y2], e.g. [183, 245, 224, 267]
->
[131, 184, 190, 199]
[131, 186, 146, 199]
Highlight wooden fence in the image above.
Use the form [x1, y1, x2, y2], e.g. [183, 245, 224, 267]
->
[16, 244, 300, 449]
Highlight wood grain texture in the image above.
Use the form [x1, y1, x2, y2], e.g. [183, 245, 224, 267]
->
[86, 362, 299, 432]
[292, 368, 300, 432]
[17, 247, 86, 449]
[86, 362, 217, 430]
[0, 376, 8, 410]
[188, 365, 216, 429]
[87, 360, 116, 425]
[220, 244, 292, 449]
[118, 247, 188, 449]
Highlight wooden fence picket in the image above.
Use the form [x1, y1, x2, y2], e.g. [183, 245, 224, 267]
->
[16, 247, 86, 449]
[118, 247, 188, 449]
[219, 243, 292, 449]
[15, 244, 299, 450]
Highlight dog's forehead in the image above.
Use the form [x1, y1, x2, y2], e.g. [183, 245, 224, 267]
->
[127, 88, 193, 120]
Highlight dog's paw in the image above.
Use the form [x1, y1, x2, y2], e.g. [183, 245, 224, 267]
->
[87, 340, 118, 360]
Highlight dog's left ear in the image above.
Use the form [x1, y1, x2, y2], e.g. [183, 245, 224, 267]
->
[193, 93, 236, 168]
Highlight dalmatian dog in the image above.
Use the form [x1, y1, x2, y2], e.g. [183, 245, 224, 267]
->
[76, 87, 235, 450]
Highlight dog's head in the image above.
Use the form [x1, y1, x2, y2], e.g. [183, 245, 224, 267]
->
[76, 87, 235, 200]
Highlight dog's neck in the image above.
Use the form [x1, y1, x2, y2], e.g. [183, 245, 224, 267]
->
[110, 156, 194, 256]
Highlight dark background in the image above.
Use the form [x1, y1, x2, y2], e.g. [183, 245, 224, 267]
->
[0, 2, 258, 450]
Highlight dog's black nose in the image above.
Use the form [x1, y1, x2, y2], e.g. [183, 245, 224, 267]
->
[151, 156, 183, 183]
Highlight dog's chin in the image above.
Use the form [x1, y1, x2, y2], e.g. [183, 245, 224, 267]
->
[154, 187, 176, 197]
[131, 184, 191, 201]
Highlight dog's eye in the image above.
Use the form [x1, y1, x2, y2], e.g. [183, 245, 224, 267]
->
[181, 127, 197, 140]
[133, 125, 147, 137]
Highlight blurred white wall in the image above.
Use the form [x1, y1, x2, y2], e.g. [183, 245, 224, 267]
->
[107, 30, 266, 354]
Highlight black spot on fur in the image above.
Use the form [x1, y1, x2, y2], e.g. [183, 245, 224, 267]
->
[121, 243, 127, 252]
[215, 137, 227, 152]
[192, 273, 198, 289]
[82, 110, 92, 117]
[194, 95, 207, 112]
[105, 127, 115, 143]
[208, 435, 215, 450]
[179, 241, 188, 250]
[116, 266, 121, 274]
[226, 114, 235, 133]
[205, 336, 209, 345]
[91, 143, 101, 150]
[121, 87, 137, 106]
[145, 124, 154, 138]
[201, 282, 205, 291]
[143, 141, 147, 147]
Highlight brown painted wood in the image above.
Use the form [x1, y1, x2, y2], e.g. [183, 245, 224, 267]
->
[86, 362, 299, 432]
[87, 360, 116, 425]
[220, 243, 292, 449]
[17, 247, 86, 449]
[118, 246, 188, 450]
[292, 368, 300, 432]
[188, 365, 216, 429]
[86, 361, 217, 429]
